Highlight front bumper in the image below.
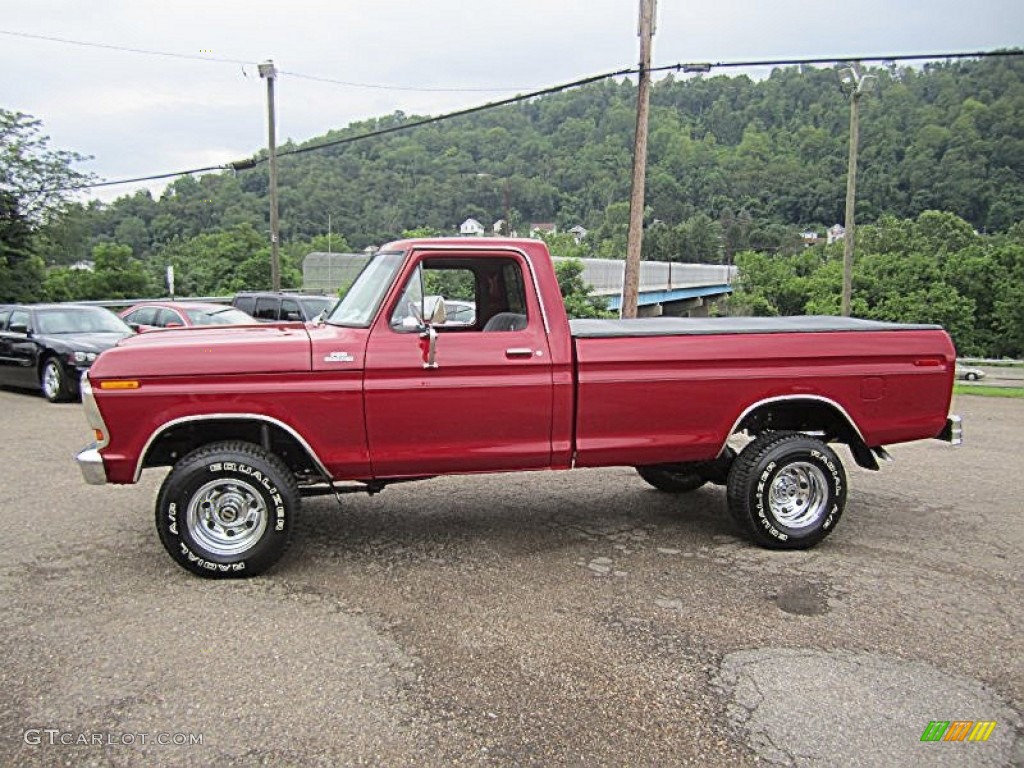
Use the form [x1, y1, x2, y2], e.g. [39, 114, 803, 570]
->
[936, 415, 963, 445]
[76, 444, 108, 485]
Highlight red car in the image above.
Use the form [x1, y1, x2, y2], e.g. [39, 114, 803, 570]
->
[119, 302, 256, 332]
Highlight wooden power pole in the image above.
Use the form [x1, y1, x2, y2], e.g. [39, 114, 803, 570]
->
[259, 59, 281, 291]
[620, 0, 657, 319]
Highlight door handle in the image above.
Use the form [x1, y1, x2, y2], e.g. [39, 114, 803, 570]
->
[505, 347, 534, 358]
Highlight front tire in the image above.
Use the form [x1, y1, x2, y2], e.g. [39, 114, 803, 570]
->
[726, 432, 846, 549]
[41, 357, 74, 403]
[155, 441, 299, 578]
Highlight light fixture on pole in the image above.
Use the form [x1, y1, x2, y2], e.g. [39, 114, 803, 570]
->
[839, 62, 875, 317]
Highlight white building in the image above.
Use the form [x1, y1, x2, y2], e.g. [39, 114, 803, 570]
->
[459, 218, 485, 237]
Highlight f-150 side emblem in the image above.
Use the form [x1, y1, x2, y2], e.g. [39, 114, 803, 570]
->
[323, 351, 355, 363]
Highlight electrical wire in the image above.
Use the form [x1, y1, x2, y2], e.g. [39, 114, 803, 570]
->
[31, 48, 1024, 193]
[40, 66, 639, 192]
[653, 48, 1023, 74]
[0, 29, 541, 93]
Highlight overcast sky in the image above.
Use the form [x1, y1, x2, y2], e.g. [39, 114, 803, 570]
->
[2, 0, 1022, 204]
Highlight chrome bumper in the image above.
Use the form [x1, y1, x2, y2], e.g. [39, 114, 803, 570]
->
[936, 415, 963, 445]
[76, 444, 108, 485]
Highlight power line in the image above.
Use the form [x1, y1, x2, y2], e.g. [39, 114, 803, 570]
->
[267, 67, 636, 162]
[0, 29, 254, 66]
[654, 48, 1023, 74]
[0, 28, 540, 93]
[279, 70, 537, 93]
[34, 48, 1023, 194]
[41, 65, 639, 192]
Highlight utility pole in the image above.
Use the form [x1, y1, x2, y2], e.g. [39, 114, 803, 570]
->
[620, 0, 657, 319]
[259, 59, 281, 291]
[840, 62, 874, 316]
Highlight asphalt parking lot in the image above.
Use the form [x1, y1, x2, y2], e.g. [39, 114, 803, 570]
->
[1, 387, 1021, 767]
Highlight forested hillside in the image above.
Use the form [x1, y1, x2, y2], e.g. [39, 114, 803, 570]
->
[4, 55, 1024, 355]
[37, 55, 1024, 263]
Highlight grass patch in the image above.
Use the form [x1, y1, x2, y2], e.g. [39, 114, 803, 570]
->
[954, 383, 1024, 398]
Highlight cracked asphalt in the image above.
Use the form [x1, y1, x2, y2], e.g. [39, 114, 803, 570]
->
[0, 387, 1021, 766]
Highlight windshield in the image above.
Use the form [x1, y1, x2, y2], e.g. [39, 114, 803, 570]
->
[36, 307, 132, 335]
[298, 296, 337, 316]
[326, 251, 406, 327]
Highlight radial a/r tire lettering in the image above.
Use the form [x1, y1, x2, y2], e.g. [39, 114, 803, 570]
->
[155, 440, 299, 578]
[726, 431, 847, 550]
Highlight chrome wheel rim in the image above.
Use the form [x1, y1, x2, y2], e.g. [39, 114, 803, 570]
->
[186, 479, 268, 556]
[768, 462, 829, 529]
[42, 362, 61, 400]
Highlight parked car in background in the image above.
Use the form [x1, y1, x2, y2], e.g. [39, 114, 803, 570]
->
[955, 364, 986, 381]
[0, 304, 133, 402]
[120, 301, 255, 332]
[231, 292, 337, 323]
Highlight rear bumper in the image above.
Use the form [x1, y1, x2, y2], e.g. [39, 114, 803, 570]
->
[76, 444, 108, 485]
[936, 415, 963, 445]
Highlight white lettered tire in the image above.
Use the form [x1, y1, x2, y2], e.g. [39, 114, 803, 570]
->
[155, 441, 299, 578]
[726, 432, 846, 549]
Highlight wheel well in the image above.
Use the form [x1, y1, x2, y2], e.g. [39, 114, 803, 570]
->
[142, 418, 324, 479]
[736, 399, 878, 470]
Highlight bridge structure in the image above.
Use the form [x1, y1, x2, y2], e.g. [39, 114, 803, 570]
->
[303, 252, 736, 318]
[553, 257, 736, 317]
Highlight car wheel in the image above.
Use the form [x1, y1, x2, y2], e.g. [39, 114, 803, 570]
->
[726, 431, 846, 549]
[155, 441, 299, 578]
[966, 372, 979, 381]
[40, 357, 74, 403]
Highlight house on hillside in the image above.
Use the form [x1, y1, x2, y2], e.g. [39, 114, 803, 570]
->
[569, 225, 588, 244]
[460, 218, 485, 237]
[529, 222, 556, 238]
[800, 230, 821, 247]
[827, 224, 845, 244]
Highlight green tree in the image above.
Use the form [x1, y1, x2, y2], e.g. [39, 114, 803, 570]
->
[554, 258, 612, 319]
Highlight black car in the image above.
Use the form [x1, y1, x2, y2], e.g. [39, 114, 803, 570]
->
[0, 304, 134, 403]
[231, 292, 337, 322]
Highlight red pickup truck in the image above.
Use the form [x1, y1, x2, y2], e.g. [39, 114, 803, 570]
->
[76, 238, 961, 577]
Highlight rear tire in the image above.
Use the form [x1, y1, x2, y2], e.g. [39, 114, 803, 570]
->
[726, 432, 846, 549]
[155, 441, 299, 578]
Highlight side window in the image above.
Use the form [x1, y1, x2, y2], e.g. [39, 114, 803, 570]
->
[281, 299, 302, 321]
[155, 308, 183, 327]
[234, 296, 256, 315]
[502, 262, 528, 315]
[387, 257, 528, 332]
[389, 266, 425, 331]
[9, 310, 30, 333]
[125, 307, 148, 326]
[254, 297, 279, 321]
[0, 309, 10, 331]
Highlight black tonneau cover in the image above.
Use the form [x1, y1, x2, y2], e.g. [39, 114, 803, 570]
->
[569, 315, 942, 338]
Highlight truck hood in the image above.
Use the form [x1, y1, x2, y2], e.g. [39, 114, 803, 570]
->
[89, 324, 313, 379]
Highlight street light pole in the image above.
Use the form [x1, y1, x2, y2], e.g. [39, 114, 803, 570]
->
[259, 59, 281, 291]
[840, 62, 874, 317]
[620, 0, 657, 319]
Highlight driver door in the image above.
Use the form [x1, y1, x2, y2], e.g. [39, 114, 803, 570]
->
[364, 251, 554, 477]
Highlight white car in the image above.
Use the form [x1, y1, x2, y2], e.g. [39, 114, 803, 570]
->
[955, 364, 985, 381]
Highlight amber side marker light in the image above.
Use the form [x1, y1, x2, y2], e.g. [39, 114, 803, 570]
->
[98, 380, 140, 390]
[93, 429, 105, 442]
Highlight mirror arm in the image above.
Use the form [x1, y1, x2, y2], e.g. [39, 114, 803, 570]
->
[419, 325, 439, 369]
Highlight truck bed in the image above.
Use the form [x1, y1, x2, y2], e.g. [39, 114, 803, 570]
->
[569, 316, 941, 338]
